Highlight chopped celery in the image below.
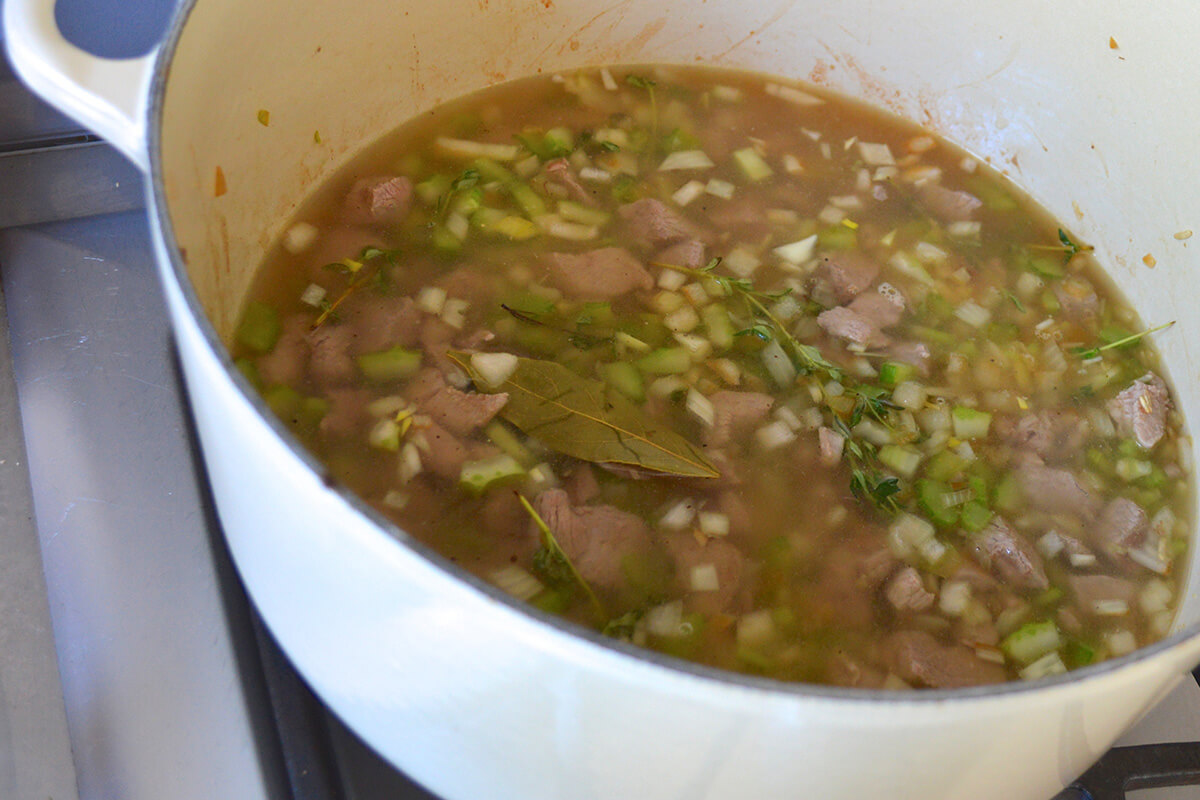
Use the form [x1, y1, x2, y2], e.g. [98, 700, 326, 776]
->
[966, 174, 1018, 211]
[1065, 640, 1096, 668]
[732, 147, 774, 182]
[234, 357, 260, 388]
[470, 207, 509, 232]
[993, 472, 1023, 514]
[600, 361, 646, 402]
[925, 450, 969, 482]
[878, 361, 916, 388]
[469, 156, 514, 184]
[817, 225, 857, 251]
[878, 445, 923, 479]
[491, 216, 540, 240]
[661, 127, 701, 153]
[557, 200, 610, 227]
[701, 304, 735, 351]
[636, 347, 692, 375]
[236, 302, 281, 354]
[356, 346, 423, 382]
[459, 454, 526, 494]
[450, 186, 484, 215]
[959, 499, 992, 532]
[1040, 289, 1061, 313]
[430, 225, 463, 253]
[531, 588, 571, 614]
[484, 421, 535, 467]
[908, 324, 956, 348]
[916, 478, 959, 527]
[501, 289, 557, 316]
[509, 182, 548, 218]
[415, 173, 452, 205]
[1028, 256, 1064, 280]
[951, 406, 992, 439]
[263, 384, 301, 418]
[1001, 620, 1062, 665]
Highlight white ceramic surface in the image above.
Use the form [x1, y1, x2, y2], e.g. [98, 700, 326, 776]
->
[7, 0, 1200, 797]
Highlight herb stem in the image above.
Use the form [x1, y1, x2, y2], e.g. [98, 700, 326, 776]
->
[518, 493, 606, 620]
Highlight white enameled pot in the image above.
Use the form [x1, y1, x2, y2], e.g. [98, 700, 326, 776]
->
[7, 1, 1200, 797]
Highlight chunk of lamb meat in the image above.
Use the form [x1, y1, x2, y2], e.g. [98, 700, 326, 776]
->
[654, 238, 707, 269]
[885, 630, 1007, 688]
[405, 368, 508, 436]
[1093, 497, 1148, 569]
[1108, 372, 1170, 449]
[1069, 574, 1136, 616]
[318, 388, 372, 438]
[1013, 457, 1100, 521]
[307, 324, 359, 388]
[543, 158, 596, 206]
[664, 533, 746, 615]
[256, 313, 310, 387]
[704, 391, 775, 448]
[413, 421, 497, 481]
[967, 516, 1049, 593]
[532, 489, 651, 593]
[541, 248, 653, 301]
[915, 182, 983, 223]
[563, 463, 601, 505]
[817, 306, 889, 348]
[817, 253, 880, 303]
[884, 341, 932, 375]
[618, 198, 702, 247]
[996, 409, 1088, 463]
[343, 176, 413, 225]
[847, 288, 905, 329]
[340, 295, 423, 354]
[885, 566, 936, 613]
[826, 654, 887, 689]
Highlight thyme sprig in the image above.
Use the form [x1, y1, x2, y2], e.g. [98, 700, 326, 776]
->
[1072, 321, 1175, 360]
[656, 257, 903, 513]
[519, 493, 606, 621]
[311, 246, 397, 330]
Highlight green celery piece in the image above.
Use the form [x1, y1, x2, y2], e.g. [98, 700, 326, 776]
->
[701, 304, 735, 351]
[1001, 620, 1062, 665]
[993, 472, 1023, 514]
[878, 361, 916, 388]
[732, 147, 774, 182]
[924, 450, 969, 482]
[459, 454, 526, 494]
[356, 346, 422, 382]
[430, 225, 463, 254]
[491, 216, 540, 241]
[635, 347, 692, 375]
[958, 499, 992, 533]
[916, 478, 959, 528]
[234, 357, 260, 388]
[263, 384, 301, 418]
[600, 361, 646, 402]
[236, 301, 282, 354]
[817, 225, 857, 251]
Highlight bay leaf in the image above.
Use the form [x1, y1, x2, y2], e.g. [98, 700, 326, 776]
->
[448, 352, 719, 479]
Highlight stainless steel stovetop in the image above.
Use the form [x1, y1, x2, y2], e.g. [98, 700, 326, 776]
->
[3, 10, 1200, 800]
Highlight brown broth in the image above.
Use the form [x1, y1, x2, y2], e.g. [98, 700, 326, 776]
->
[234, 64, 1192, 688]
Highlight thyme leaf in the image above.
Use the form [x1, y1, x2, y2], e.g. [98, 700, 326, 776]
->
[1072, 321, 1175, 360]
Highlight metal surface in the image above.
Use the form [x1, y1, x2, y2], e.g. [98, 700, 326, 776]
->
[0, 236, 79, 800]
[0, 211, 280, 800]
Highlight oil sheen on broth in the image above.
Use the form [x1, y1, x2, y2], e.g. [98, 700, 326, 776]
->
[233, 65, 1191, 689]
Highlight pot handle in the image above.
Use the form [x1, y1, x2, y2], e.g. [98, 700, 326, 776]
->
[3, 0, 157, 171]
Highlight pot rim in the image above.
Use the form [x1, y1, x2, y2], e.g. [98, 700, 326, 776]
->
[145, 0, 1200, 707]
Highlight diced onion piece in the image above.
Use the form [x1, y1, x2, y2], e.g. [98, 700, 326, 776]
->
[765, 82, 825, 106]
[526, 462, 558, 494]
[672, 180, 706, 207]
[657, 267, 688, 292]
[773, 234, 818, 266]
[284, 222, 319, 254]
[435, 136, 520, 161]
[705, 179, 735, 199]
[645, 601, 685, 637]
[712, 85, 742, 102]
[599, 67, 618, 91]
[679, 282, 709, 307]
[939, 580, 971, 617]
[416, 286, 447, 315]
[648, 375, 688, 398]
[760, 339, 797, 387]
[878, 445, 922, 479]
[686, 388, 715, 428]
[915, 241, 949, 264]
[818, 205, 846, 226]
[1037, 531, 1066, 560]
[852, 418, 893, 446]
[857, 141, 895, 166]
[782, 154, 803, 175]
[774, 405, 803, 432]
[299, 283, 327, 308]
[1019, 652, 1067, 681]
[1094, 599, 1130, 616]
[888, 251, 935, 285]
[368, 418, 401, 451]
[381, 489, 409, 510]
[830, 194, 863, 210]
[1139, 579, 1173, 614]
[470, 352, 518, 389]
[490, 565, 544, 601]
[535, 214, 599, 241]
[732, 147, 774, 182]
[698, 512, 730, 537]
[664, 305, 700, 333]
[724, 247, 762, 278]
[891, 380, 928, 411]
[579, 166, 612, 183]
[1115, 458, 1152, 482]
[659, 498, 697, 531]
[690, 564, 720, 592]
[398, 442, 423, 483]
[441, 297, 470, 329]
[1104, 630, 1138, 657]
[595, 128, 630, 147]
[1068, 552, 1097, 569]
[755, 420, 797, 451]
[954, 300, 992, 328]
[445, 211, 470, 241]
[736, 609, 778, 649]
[708, 357, 741, 386]
[659, 150, 716, 171]
[674, 332, 713, 362]
[948, 221, 982, 238]
[615, 331, 651, 355]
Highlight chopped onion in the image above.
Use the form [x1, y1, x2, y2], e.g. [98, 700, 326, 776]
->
[299, 283, 327, 308]
[705, 179, 735, 199]
[782, 154, 803, 174]
[381, 490, 409, 510]
[857, 141, 895, 166]
[939, 580, 971, 617]
[891, 380, 928, 411]
[686, 388, 715, 428]
[773, 234, 818, 266]
[698, 512, 730, 537]
[690, 564, 720, 592]
[724, 247, 762, 277]
[445, 211, 470, 240]
[435, 136, 520, 161]
[470, 352, 518, 389]
[441, 297, 469, 329]
[672, 179, 706, 207]
[416, 286, 447, 315]
[659, 498, 698, 531]
[1093, 599, 1130, 616]
[760, 339, 796, 387]
[659, 150, 715, 171]
[490, 565, 544, 601]
[579, 166, 612, 183]
[954, 301, 991, 328]
[818, 205, 846, 225]
[535, 214, 599, 241]
[948, 221, 982, 238]
[658, 266, 688, 291]
[284, 222, 319, 254]
[755, 420, 797, 451]
[599, 67, 618, 91]
[1019, 652, 1067, 680]
[398, 442, 423, 484]
[1139, 579, 1173, 614]
[645, 601, 685, 637]
[736, 609, 777, 649]
[674, 332, 713, 361]
[664, 305, 700, 333]
[915, 241, 949, 264]
[1104, 630, 1137, 657]
[765, 82, 825, 106]
[1037, 531, 1066, 559]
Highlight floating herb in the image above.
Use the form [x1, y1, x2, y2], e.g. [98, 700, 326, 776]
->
[1072, 321, 1175, 360]
[311, 246, 398, 329]
[1004, 289, 1026, 313]
[519, 493, 605, 621]
[448, 352, 720, 479]
[500, 303, 613, 350]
